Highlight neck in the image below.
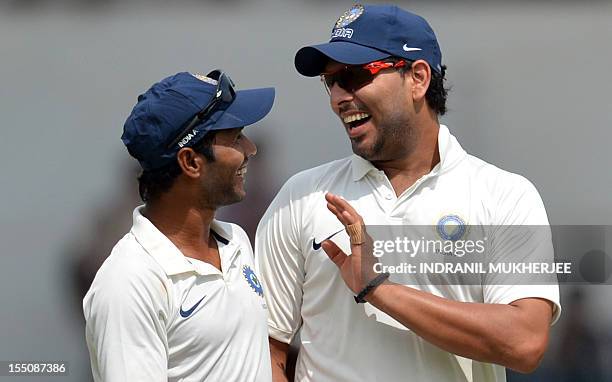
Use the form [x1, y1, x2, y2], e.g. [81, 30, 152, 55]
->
[143, 194, 216, 255]
[372, 120, 440, 196]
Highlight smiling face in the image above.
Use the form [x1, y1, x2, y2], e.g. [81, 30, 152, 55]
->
[199, 127, 257, 208]
[324, 60, 419, 162]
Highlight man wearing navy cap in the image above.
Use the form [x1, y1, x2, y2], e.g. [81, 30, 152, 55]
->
[83, 71, 274, 381]
[256, 4, 559, 381]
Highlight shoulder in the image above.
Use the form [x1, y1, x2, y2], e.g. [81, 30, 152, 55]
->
[84, 233, 168, 310]
[99, 233, 166, 280]
[261, 156, 352, 219]
[463, 154, 547, 224]
[464, 154, 537, 192]
[283, 156, 353, 191]
[256, 157, 352, 243]
[271, 156, 353, 209]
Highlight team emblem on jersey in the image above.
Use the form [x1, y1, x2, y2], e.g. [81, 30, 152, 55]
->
[334, 4, 364, 29]
[242, 265, 264, 297]
[436, 214, 467, 241]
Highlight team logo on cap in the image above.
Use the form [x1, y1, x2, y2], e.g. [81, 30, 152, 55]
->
[242, 265, 264, 297]
[334, 4, 364, 28]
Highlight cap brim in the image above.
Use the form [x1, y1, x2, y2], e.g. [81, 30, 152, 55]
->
[295, 41, 391, 77]
[208, 87, 275, 131]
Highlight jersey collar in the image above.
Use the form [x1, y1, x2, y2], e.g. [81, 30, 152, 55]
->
[130, 206, 235, 276]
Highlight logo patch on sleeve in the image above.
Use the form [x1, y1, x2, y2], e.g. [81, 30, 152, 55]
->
[242, 265, 264, 297]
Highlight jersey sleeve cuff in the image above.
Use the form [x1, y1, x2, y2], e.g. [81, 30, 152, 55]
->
[268, 322, 294, 344]
[501, 295, 562, 326]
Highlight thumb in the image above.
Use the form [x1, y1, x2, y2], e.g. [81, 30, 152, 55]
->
[321, 240, 348, 268]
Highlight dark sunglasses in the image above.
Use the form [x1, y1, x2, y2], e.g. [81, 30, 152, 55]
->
[320, 59, 409, 94]
[166, 70, 236, 150]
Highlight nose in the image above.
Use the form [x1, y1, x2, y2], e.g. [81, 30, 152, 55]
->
[329, 83, 354, 114]
[242, 134, 257, 158]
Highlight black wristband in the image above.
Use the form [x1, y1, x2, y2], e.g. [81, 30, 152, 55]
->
[354, 272, 390, 303]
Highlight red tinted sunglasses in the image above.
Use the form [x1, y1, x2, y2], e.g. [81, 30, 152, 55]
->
[321, 59, 409, 94]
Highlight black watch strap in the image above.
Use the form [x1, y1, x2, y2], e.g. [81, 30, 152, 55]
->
[354, 272, 390, 303]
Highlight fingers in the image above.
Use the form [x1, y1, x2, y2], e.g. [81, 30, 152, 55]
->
[321, 240, 348, 268]
[326, 202, 352, 226]
[325, 193, 363, 225]
[325, 192, 366, 248]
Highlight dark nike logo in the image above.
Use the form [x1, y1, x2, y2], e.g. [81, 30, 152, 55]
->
[312, 229, 344, 250]
[179, 295, 206, 318]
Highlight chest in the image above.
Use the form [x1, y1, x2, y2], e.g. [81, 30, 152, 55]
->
[305, 174, 489, 248]
[165, 262, 268, 354]
[300, 175, 490, 303]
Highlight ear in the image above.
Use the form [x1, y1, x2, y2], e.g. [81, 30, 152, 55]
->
[176, 148, 206, 179]
[409, 60, 432, 103]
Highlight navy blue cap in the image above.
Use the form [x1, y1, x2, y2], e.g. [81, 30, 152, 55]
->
[295, 4, 442, 76]
[122, 72, 275, 170]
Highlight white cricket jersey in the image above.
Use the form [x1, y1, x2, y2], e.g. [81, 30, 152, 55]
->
[84, 207, 272, 382]
[255, 125, 561, 382]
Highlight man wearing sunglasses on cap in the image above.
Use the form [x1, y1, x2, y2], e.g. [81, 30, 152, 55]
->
[83, 71, 275, 381]
[256, 4, 559, 382]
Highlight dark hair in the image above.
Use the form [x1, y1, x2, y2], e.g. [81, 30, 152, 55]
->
[138, 131, 216, 202]
[398, 59, 449, 116]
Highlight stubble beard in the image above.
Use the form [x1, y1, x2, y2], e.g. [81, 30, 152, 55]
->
[197, 174, 245, 210]
[353, 112, 417, 162]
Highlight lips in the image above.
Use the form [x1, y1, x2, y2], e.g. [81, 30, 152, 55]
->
[341, 110, 371, 135]
[341, 116, 369, 140]
[347, 121, 370, 139]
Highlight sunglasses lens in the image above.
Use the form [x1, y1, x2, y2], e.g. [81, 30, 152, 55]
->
[322, 74, 335, 90]
[206, 70, 236, 102]
[343, 67, 372, 90]
[322, 66, 374, 93]
[217, 73, 236, 103]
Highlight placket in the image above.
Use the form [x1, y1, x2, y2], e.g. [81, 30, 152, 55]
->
[219, 242, 241, 283]
[370, 170, 397, 214]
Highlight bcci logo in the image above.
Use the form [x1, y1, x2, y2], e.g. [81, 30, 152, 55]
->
[334, 4, 364, 28]
[331, 4, 364, 39]
[242, 265, 264, 297]
[436, 214, 467, 241]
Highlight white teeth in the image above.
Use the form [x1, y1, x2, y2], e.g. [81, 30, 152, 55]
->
[343, 112, 370, 124]
[237, 167, 247, 176]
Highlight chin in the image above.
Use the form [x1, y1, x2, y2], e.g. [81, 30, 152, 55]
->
[214, 187, 245, 207]
[236, 190, 246, 202]
[351, 142, 376, 160]
[232, 187, 247, 202]
[351, 133, 386, 161]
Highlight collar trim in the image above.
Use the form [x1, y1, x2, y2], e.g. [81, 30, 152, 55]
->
[130, 206, 234, 276]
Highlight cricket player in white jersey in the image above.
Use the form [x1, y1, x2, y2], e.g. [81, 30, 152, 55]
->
[83, 71, 274, 381]
[256, 4, 560, 382]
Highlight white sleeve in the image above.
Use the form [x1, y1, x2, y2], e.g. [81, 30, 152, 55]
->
[483, 176, 561, 325]
[255, 178, 305, 344]
[83, 256, 169, 381]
